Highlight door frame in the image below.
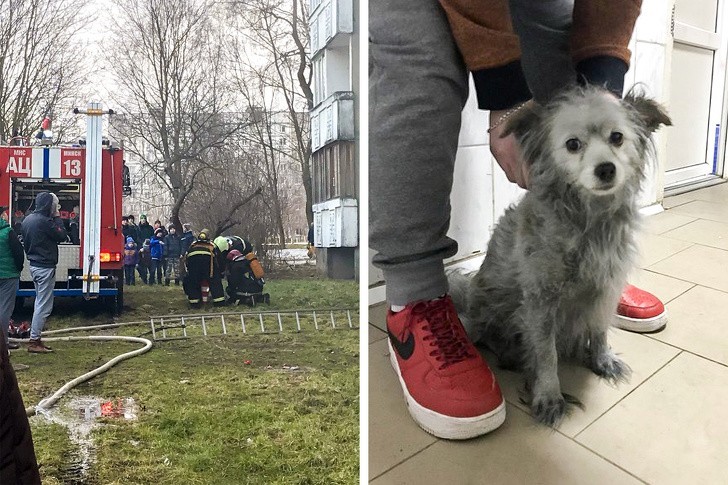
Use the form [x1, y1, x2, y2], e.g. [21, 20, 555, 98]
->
[664, 0, 728, 189]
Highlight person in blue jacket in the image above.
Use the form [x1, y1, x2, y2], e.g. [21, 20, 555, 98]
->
[149, 229, 165, 285]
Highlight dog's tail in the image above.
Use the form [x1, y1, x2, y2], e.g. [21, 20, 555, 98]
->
[446, 268, 475, 314]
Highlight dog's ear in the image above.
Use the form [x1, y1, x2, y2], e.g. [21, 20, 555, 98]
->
[500, 101, 542, 140]
[623, 93, 672, 132]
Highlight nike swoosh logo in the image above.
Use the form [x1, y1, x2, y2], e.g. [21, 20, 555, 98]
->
[388, 330, 415, 360]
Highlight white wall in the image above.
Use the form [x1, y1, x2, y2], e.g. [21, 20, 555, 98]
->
[326, 47, 352, 93]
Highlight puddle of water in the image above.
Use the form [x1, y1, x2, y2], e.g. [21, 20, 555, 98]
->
[33, 396, 139, 483]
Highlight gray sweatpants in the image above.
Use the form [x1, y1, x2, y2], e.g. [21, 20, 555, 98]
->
[30, 266, 56, 340]
[0, 278, 18, 344]
[369, 0, 574, 306]
[370, 0, 467, 306]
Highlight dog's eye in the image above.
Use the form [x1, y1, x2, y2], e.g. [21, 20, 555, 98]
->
[565, 138, 581, 153]
[610, 132, 624, 146]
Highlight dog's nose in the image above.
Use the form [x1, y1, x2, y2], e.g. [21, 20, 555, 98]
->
[595, 162, 616, 183]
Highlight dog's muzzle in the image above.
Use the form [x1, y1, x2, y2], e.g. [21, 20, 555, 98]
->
[594, 162, 616, 184]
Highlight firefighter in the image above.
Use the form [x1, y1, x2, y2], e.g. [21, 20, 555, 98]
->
[182, 229, 225, 307]
[225, 248, 268, 305]
[213, 236, 229, 273]
[226, 235, 246, 254]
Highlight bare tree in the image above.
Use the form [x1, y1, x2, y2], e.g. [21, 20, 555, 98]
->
[230, 0, 313, 223]
[107, 0, 241, 230]
[0, 0, 89, 143]
[183, 144, 264, 238]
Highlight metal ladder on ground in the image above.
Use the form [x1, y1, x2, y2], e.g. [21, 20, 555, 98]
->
[149, 308, 359, 341]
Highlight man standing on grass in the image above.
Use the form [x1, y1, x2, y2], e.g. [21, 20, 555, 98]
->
[0, 206, 25, 351]
[21, 192, 67, 354]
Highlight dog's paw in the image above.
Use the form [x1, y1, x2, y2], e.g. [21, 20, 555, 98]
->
[531, 393, 567, 427]
[590, 352, 632, 384]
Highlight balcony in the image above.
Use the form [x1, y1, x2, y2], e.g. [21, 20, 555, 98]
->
[310, 91, 354, 152]
[309, 0, 353, 58]
[313, 197, 358, 248]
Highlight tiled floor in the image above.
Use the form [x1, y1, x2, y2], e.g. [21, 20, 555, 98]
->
[369, 182, 728, 484]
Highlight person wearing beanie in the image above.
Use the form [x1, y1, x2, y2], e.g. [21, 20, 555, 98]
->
[137, 238, 152, 284]
[21, 192, 67, 354]
[149, 229, 165, 285]
[0, 206, 25, 350]
[123, 237, 138, 285]
[163, 226, 182, 285]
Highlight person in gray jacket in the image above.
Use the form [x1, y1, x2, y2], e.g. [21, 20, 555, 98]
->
[20, 192, 67, 353]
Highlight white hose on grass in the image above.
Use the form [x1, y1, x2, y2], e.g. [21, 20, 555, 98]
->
[24, 335, 153, 417]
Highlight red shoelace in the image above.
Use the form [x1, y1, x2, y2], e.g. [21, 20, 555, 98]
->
[406, 298, 475, 370]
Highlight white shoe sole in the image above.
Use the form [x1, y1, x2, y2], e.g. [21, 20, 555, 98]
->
[388, 340, 506, 440]
[614, 309, 668, 333]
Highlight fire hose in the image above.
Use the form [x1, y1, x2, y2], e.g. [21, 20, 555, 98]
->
[15, 326, 153, 417]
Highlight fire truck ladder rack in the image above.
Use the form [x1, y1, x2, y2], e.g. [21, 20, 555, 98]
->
[148, 308, 359, 341]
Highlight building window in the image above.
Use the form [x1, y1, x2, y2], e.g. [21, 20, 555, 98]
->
[311, 114, 320, 150]
[324, 106, 333, 142]
[313, 55, 326, 106]
[324, 3, 332, 41]
[311, 16, 319, 53]
[312, 141, 356, 204]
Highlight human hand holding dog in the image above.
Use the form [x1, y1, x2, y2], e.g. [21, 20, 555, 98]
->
[489, 110, 529, 189]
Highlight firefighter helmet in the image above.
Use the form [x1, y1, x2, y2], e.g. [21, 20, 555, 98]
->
[214, 236, 229, 252]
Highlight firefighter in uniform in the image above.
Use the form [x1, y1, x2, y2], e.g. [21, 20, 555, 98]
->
[182, 229, 226, 307]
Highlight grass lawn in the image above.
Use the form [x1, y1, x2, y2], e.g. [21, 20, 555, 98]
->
[11, 276, 359, 484]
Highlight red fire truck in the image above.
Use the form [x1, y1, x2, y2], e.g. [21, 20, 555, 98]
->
[0, 104, 125, 313]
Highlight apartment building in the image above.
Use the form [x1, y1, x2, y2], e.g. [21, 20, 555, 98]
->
[309, 0, 359, 279]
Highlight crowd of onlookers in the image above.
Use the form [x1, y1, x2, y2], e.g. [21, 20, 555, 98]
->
[121, 214, 268, 307]
[121, 214, 192, 286]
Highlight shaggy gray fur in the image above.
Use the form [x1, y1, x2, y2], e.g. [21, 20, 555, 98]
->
[449, 86, 671, 426]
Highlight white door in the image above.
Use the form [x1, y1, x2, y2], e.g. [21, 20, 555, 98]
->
[664, 0, 727, 188]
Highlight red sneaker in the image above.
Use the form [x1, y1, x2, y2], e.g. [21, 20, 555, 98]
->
[614, 284, 668, 333]
[387, 296, 506, 439]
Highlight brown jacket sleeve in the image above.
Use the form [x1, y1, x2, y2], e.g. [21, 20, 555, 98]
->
[571, 0, 642, 65]
[441, 0, 641, 70]
[439, 0, 520, 70]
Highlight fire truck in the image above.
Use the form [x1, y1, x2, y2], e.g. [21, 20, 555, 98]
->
[0, 103, 126, 313]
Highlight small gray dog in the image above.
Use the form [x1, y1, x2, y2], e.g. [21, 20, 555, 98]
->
[449, 86, 671, 426]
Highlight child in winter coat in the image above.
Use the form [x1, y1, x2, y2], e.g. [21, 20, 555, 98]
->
[149, 229, 165, 285]
[137, 239, 152, 284]
[163, 226, 182, 285]
[123, 237, 138, 285]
